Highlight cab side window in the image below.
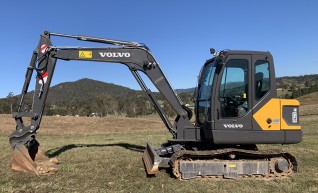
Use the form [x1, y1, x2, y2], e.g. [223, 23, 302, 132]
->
[197, 63, 215, 123]
[255, 60, 270, 100]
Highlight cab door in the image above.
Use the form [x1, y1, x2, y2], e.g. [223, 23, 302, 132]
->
[213, 54, 253, 133]
[251, 53, 277, 131]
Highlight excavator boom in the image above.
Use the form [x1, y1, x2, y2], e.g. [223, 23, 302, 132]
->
[9, 31, 193, 174]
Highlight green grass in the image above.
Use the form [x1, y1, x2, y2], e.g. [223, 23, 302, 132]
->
[0, 115, 317, 193]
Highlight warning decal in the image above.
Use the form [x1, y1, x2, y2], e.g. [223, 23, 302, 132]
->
[41, 44, 48, 54]
[39, 71, 48, 85]
[79, 51, 92, 58]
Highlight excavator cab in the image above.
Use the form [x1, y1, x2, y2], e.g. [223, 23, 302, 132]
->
[195, 51, 302, 144]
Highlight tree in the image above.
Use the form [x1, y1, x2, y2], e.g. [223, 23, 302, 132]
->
[92, 94, 118, 117]
[7, 92, 15, 114]
[125, 101, 137, 117]
[304, 81, 310, 87]
[162, 100, 176, 117]
[0, 99, 10, 114]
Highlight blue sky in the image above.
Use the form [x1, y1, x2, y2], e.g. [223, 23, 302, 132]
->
[0, 0, 317, 98]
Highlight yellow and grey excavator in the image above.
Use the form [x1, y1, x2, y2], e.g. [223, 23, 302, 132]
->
[9, 31, 301, 179]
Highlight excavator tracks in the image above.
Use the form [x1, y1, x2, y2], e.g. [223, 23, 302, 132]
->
[170, 148, 297, 180]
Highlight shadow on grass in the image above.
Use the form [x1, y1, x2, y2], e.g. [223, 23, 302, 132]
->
[45, 143, 145, 157]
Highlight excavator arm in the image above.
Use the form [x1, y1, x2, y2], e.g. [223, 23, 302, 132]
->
[9, 31, 194, 174]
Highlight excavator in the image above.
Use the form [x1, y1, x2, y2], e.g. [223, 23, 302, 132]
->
[9, 31, 302, 179]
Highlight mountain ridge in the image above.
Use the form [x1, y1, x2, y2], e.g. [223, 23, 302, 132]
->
[45, 78, 140, 103]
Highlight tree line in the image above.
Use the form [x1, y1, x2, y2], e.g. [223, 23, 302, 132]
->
[2, 74, 318, 117]
[0, 92, 194, 118]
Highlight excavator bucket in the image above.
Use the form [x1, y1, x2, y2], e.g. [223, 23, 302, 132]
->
[142, 142, 162, 175]
[11, 144, 59, 175]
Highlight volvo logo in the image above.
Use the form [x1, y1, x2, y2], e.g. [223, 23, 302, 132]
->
[223, 124, 243, 129]
[99, 52, 131, 58]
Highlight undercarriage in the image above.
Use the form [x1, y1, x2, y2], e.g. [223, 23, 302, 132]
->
[143, 142, 297, 180]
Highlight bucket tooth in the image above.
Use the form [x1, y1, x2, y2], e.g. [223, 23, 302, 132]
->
[11, 144, 59, 175]
[142, 142, 161, 175]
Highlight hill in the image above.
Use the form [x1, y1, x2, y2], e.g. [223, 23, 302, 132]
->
[45, 78, 140, 103]
[175, 87, 195, 94]
[0, 79, 149, 116]
[42, 79, 157, 117]
[276, 74, 318, 89]
[276, 74, 318, 98]
[0, 78, 180, 117]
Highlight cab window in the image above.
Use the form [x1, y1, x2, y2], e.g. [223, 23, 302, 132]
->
[255, 60, 270, 100]
[219, 59, 248, 118]
[197, 62, 215, 123]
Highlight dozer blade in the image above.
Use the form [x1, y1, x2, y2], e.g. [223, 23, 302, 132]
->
[11, 144, 59, 175]
[142, 142, 162, 175]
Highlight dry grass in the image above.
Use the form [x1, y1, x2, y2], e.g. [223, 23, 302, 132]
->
[0, 114, 166, 136]
[297, 92, 318, 105]
[297, 92, 318, 116]
[0, 114, 317, 193]
[300, 104, 318, 116]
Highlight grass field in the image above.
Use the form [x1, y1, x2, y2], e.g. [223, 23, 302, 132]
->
[0, 114, 317, 193]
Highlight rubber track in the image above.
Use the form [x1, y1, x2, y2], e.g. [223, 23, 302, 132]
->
[170, 148, 297, 180]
